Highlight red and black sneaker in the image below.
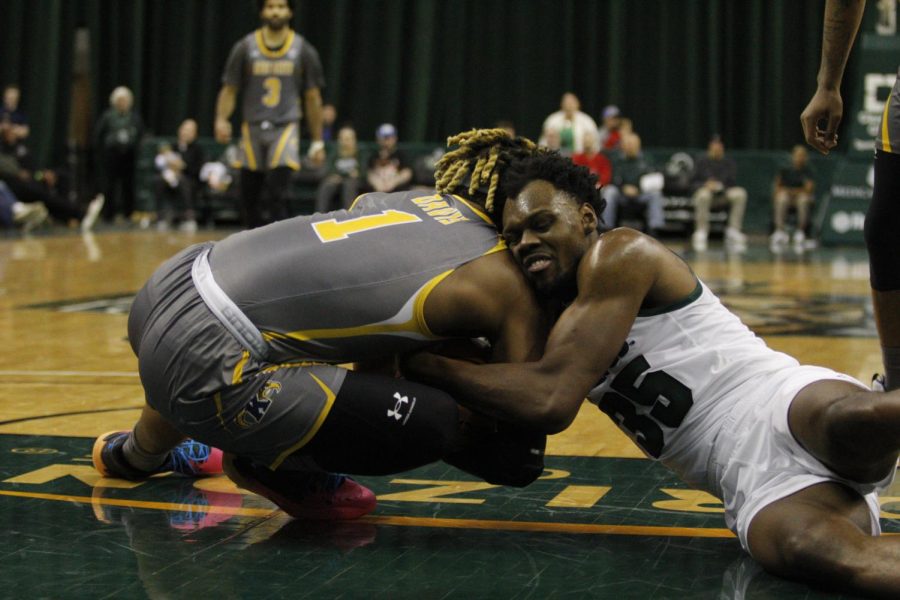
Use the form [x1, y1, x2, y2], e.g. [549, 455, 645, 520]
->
[222, 453, 376, 520]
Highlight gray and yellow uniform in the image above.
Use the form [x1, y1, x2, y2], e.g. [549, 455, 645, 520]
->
[877, 67, 900, 154]
[128, 190, 504, 469]
[222, 29, 325, 171]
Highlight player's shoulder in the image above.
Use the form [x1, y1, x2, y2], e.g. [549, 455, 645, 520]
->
[583, 228, 665, 285]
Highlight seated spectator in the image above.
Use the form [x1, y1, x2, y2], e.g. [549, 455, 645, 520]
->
[540, 127, 563, 152]
[198, 143, 241, 225]
[598, 105, 624, 151]
[0, 84, 29, 142]
[690, 135, 747, 252]
[601, 133, 665, 236]
[571, 130, 612, 189]
[315, 125, 362, 212]
[770, 144, 815, 252]
[0, 180, 47, 233]
[153, 119, 204, 232]
[539, 92, 599, 156]
[0, 122, 103, 232]
[365, 123, 412, 193]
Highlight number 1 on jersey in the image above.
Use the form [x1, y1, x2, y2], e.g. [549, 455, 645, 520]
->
[312, 210, 422, 242]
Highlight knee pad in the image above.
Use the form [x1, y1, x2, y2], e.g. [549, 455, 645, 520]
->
[865, 150, 900, 291]
[445, 417, 546, 487]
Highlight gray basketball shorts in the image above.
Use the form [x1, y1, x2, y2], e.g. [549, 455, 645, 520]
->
[128, 242, 347, 469]
[239, 121, 300, 172]
[876, 67, 900, 155]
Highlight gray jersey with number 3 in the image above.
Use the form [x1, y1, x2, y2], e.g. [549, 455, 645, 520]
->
[222, 29, 325, 125]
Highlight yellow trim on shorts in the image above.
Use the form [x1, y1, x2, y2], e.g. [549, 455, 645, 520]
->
[270, 123, 296, 169]
[241, 122, 258, 171]
[285, 157, 300, 171]
[213, 392, 226, 428]
[880, 95, 893, 153]
[255, 29, 295, 59]
[268, 372, 337, 470]
[232, 350, 250, 385]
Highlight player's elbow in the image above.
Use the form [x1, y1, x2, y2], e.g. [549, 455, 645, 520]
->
[529, 395, 578, 434]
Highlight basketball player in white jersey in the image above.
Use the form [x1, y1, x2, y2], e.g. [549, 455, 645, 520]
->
[405, 151, 899, 597]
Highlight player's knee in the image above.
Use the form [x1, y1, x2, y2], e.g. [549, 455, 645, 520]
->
[445, 421, 546, 487]
[778, 523, 858, 582]
[822, 392, 878, 439]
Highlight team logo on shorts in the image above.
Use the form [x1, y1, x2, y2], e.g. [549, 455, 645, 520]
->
[387, 392, 416, 425]
[235, 381, 282, 429]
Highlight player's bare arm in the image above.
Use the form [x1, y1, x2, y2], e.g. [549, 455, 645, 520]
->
[304, 87, 323, 143]
[407, 230, 669, 432]
[420, 249, 549, 366]
[800, 0, 866, 153]
[214, 85, 237, 143]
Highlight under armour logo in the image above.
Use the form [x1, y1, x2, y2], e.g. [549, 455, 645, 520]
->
[387, 392, 416, 424]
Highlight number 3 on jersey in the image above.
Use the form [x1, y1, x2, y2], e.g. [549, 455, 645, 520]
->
[591, 354, 693, 458]
[312, 210, 422, 242]
[262, 77, 281, 107]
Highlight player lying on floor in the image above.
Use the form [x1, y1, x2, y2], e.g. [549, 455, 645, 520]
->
[404, 151, 899, 598]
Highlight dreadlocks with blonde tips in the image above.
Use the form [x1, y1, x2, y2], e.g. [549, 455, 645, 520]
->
[435, 128, 538, 221]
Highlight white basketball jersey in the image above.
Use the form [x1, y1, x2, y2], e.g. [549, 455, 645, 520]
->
[587, 281, 799, 490]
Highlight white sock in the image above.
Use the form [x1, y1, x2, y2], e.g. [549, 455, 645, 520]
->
[122, 430, 169, 472]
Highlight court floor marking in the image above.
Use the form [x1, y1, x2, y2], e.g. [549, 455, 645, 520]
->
[0, 488, 738, 539]
[0, 370, 138, 378]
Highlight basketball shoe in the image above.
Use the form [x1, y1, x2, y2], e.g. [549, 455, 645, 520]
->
[92, 430, 224, 480]
[222, 453, 376, 520]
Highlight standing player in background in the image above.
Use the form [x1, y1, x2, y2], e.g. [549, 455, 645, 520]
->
[801, 0, 900, 391]
[214, 0, 325, 228]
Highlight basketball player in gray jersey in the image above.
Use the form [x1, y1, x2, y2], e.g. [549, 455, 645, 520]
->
[94, 130, 548, 521]
[215, 0, 325, 228]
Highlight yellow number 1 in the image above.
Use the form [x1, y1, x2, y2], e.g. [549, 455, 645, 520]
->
[312, 210, 422, 242]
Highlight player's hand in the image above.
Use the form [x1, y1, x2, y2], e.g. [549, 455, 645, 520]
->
[214, 118, 232, 144]
[307, 140, 325, 165]
[801, 88, 843, 155]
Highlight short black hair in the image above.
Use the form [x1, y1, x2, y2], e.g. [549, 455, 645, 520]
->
[257, 0, 294, 11]
[501, 151, 605, 222]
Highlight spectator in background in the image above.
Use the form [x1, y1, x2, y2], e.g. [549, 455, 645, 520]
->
[0, 84, 29, 142]
[539, 92, 599, 156]
[601, 133, 665, 236]
[770, 145, 816, 253]
[315, 124, 361, 212]
[690, 135, 747, 252]
[321, 104, 337, 142]
[0, 124, 103, 232]
[153, 119, 205, 232]
[598, 105, 624, 151]
[0, 180, 47, 233]
[95, 86, 143, 224]
[365, 123, 412, 193]
[540, 127, 562, 152]
[571, 130, 612, 188]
